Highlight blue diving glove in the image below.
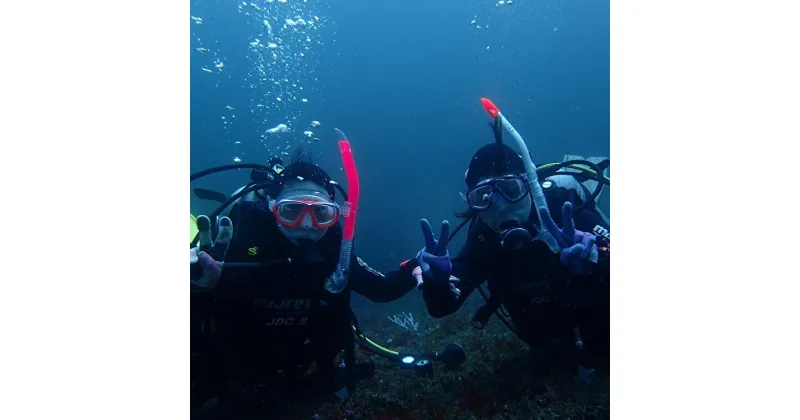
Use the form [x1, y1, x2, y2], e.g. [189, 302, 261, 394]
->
[539, 202, 599, 276]
[416, 219, 453, 286]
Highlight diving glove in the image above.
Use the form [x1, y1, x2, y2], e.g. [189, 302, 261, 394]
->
[539, 202, 599, 276]
[190, 215, 233, 289]
[413, 266, 461, 298]
[415, 219, 455, 287]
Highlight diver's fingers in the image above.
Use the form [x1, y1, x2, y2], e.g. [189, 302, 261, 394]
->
[197, 251, 218, 268]
[448, 276, 462, 298]
[420, 219, 436, 252]
[561, 244, 584, 265]
[419, 259, 431, 273]
[214, 217, 234, 244]
[450, 284, 462, 299]
[580, 235, 597, 260]
[561, 202, 576, 243]
[538, 207, 568, 248]
[196, 215, 213, 251]
[412, 266, 424, 289]
[197, 251, 222, 289]
[436, 220, 451, 254]
[420, 251, 442, 263]
[209, 217, 233, 260]
[420, 251, 445, 274]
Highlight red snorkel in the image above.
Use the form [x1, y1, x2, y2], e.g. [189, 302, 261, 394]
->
[324, 128, 360, 293]
[338, 131, 360, 241]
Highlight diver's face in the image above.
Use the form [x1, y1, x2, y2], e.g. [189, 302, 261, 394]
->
[271, 180, 338, 244]
[471, 174, 532, 234]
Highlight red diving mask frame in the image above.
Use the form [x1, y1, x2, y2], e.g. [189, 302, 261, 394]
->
[273, 199, 340, 229]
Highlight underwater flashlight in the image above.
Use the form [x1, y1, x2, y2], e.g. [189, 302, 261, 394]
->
[399, 355, 434, 377]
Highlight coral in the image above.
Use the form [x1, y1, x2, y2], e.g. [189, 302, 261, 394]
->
[388, 312, 420, 334]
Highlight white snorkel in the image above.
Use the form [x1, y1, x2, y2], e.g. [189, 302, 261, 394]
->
[480, 98, 560, 252]
[480, 98, 599, 263]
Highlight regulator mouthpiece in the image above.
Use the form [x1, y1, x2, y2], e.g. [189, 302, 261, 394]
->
[500, 226, 532, 251]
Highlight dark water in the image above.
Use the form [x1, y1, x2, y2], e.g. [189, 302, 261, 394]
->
[191, 1, 608, 416]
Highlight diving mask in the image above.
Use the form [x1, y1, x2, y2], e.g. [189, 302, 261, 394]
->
[273, 199, 340, 229]
[466, 175, 529, 211]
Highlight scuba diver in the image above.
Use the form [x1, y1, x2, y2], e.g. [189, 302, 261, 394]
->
[412, 98, 610, 384]
[190, 132, 465, 419]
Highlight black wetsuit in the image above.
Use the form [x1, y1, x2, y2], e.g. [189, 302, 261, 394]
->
[190, 200, 418, 418]
[421, 186, 611, 367]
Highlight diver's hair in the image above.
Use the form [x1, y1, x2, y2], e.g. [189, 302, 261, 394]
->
[290, 145, 314, 165]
